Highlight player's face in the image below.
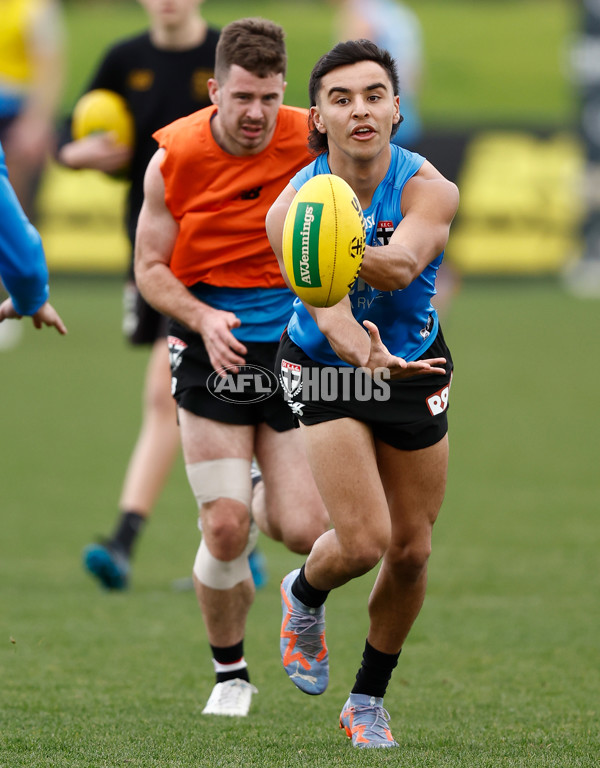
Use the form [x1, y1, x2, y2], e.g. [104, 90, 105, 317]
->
[138, 0, 202, 28]
[208, 65, 286, 156]
[311, 60, 400, 164]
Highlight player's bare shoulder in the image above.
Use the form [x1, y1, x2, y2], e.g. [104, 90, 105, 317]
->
[142, 149, 166, 200]
[402, 161, 459, 222]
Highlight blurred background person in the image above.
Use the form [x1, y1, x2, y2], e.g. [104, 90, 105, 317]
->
[0, 0, 65, 220]
[333, 0, 459, 314]
[0, 139, 66, 334]
[564, 0, 600, 296]
[0, 0, 65, 349]
[57, 0, 221, 591]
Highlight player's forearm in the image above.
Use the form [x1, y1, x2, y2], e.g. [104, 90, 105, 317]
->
[311, 305, 370, 368]
[0, 171, 50, 315]
[56, 140, 88, 169]
[135, 262, 202, 329]
[359, 243, 418, 292]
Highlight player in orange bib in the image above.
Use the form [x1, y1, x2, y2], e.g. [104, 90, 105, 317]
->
[154, 102, 310, 290]
[135, 18, 329, 718]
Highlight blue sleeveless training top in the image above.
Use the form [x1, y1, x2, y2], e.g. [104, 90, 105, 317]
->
[286, 144, 443, 365]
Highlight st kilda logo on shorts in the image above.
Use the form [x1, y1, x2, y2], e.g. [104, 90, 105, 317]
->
[167, 336, 187, 371]
[168, 336, 188, 397]
[279, 359, 303, 399]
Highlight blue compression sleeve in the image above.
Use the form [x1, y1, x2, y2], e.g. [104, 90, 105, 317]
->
[0, 142, 49, 315]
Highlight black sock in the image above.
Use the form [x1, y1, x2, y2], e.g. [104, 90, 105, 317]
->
[109, 511, 146, 556]
[210, 640, 250, 683]
[351, 639, 401, 699]
[291, 564, 330, 609]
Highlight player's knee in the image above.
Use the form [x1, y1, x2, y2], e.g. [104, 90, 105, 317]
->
[143, 358, 175, 416]
[281, 528, 315, 555]
[145, 379, 175, 416]
[186, 457, 254, 560]
[281, 515, 329, 555]
[342, 534, 389, 576]
[387, 540, 432, 582]
[193, 527, 258, 590]
[203, 498, 250, 560]
[349, 547, 386, 575]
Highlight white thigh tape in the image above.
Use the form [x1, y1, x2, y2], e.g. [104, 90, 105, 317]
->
[186, 457, 252, 509]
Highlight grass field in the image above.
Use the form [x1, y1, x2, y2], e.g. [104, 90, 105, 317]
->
[61, 0, 576, 127]
[2, 1, 596, 764]
[1, 277, 598, 767]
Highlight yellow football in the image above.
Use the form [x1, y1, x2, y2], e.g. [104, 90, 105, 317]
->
[282, 174, 366, 307]
[72, 89, 134, 147]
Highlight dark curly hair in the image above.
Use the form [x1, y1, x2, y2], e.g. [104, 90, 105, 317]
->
[308, 39, 402, 155]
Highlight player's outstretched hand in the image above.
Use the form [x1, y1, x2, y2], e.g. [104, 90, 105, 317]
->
[32, 302, 68, 334]
[0, 298, 67, 335]
[363, 319, 445, 379]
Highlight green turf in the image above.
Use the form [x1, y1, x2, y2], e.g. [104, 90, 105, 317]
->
[1, 277, 598, 766]
[61, 0, 577, 127]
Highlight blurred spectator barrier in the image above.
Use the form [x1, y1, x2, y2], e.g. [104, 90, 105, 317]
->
[37, 161, 129, 273]
[446, 130, 584, 275]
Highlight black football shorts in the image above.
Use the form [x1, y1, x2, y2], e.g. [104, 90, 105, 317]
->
[167, 319, 295, 432]
[276, 326, 454, 450]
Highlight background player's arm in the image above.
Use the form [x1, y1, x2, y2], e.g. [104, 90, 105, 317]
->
[359, 161, 459, 291]
[135, 150, 247, 372]
[57, 133, 132, 174]
[56, 43, 132, 174]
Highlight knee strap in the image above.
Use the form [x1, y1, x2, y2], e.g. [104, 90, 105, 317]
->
[187, 457, 257, 589]
[186, 458, 252, 510]
[193, 521, 260, 590]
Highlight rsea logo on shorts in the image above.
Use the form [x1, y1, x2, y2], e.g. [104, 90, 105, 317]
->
[426, 383, 450, 416]
[207, 364, 280, 403]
